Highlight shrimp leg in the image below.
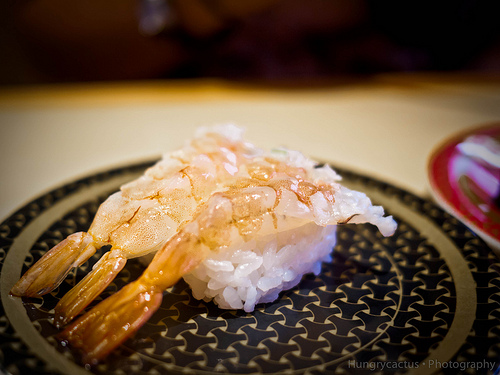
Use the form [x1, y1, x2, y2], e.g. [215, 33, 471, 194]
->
[53, 250, 127, 328]
[10, 232, 96, 297]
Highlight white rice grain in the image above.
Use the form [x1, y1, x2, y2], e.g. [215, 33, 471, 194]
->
[183, 222, 336, 312]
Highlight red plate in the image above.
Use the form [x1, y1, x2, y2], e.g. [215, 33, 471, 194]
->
[428, 123, 500, 253]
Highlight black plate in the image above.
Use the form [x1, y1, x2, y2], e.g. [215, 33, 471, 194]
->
[1, 161, 499, 375]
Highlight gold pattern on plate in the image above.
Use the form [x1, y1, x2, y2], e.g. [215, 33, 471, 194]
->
[0, 164, 488, 375]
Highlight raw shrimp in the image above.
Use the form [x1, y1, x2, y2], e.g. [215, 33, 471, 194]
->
[10, 125, 397, 364]
[58, 157, 396, 364]
[10, 125, 261, 326]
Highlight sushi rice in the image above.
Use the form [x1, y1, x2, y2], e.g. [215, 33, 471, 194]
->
[184, 222, 336, 312]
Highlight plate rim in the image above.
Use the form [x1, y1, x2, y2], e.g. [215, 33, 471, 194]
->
[427, 122, 500, 251]
[0, 158, 496, 375]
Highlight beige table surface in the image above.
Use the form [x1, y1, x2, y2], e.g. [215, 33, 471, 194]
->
[1, 73, 499, 222]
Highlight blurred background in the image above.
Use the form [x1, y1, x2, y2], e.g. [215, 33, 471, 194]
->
[1, 0, 500, 225]
[1, 0, 499, 85]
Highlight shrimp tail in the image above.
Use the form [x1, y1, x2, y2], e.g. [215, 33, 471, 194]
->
[59, 281, 163, 365]
[58, 193, 262, 363]
[59, 230, 209, 364]
[53, 251, 127, 328]
[10, 232, 96, 297]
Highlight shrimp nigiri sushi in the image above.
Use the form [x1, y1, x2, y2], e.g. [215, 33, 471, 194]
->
[10, 124, 397, 364]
